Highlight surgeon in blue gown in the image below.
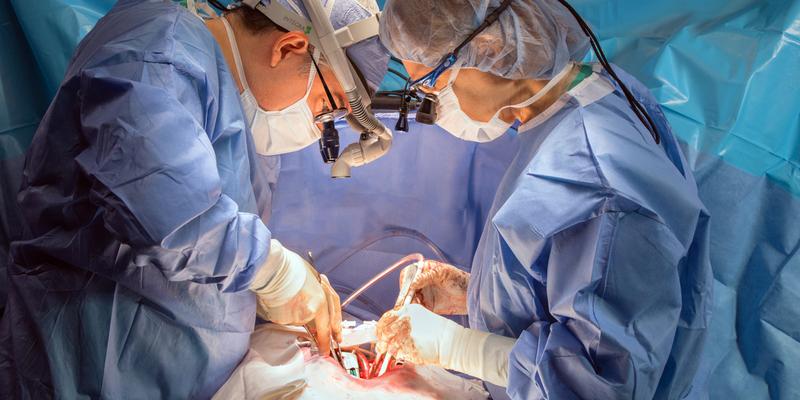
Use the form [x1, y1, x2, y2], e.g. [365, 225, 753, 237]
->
[374, 1, 713, 399]
[0, 0, 388, 399]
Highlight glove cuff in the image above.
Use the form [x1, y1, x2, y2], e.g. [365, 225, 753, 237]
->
[249, 239, 307, 305]
[443, 326, 514, 388]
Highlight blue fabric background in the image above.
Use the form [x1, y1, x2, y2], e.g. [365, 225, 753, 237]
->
[0, 0, 797, 398]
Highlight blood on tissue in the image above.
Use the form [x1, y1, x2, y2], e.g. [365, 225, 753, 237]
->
[301, 348, 441, 396]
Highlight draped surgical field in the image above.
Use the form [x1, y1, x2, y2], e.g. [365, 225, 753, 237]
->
[213, 324, 489, 400]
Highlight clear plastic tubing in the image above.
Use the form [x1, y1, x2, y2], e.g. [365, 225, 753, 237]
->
[325, 228, 449, 275]
[341, 253, 424, 309]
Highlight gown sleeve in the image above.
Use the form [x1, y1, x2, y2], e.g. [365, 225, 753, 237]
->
[73, 60, 270, 292]
[506, 211, 685, 399]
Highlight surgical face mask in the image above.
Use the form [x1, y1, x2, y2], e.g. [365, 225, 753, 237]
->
[222, 17, 320, 156]
[433, 65, 575, 142]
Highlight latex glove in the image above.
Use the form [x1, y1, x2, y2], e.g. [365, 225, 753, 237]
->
[251, 240, 342, 355]
[401, 260, 469, 315]
[376, 303, 515, 387]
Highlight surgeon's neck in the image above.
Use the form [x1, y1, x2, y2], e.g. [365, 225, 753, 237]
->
[504, 64, 579, 125]
[452, 65, 579, 125]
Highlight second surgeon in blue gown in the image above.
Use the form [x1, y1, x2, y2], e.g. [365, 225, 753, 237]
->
[0, 0, 388, 399]
[374, 1, 713, 399]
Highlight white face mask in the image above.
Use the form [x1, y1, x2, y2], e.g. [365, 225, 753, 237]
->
[434, 65, 574, 142]
[222, 17, 320, 156]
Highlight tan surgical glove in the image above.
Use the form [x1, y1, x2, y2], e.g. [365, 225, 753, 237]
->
[400, 260, 470, 315]
[250, 239, 342, 355]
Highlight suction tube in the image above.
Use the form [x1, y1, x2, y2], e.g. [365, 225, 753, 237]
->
[341, 253, 424, 309]
[325, 227, 451, 275]
[300, 0, 393, 177]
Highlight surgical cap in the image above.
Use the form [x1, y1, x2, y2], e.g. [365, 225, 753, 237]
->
[379, 0, 590, 80]
[272, 0, 390, 92]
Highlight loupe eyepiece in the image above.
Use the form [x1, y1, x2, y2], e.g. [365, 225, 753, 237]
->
[415, 94, 438, 125]
[395, 102, 410, 132]
[319, 120, 339, 163]
[315, 105, 346, 164]
[395, 113, 409, 132]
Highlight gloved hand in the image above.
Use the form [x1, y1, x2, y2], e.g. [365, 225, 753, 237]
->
[376, 303, 515, 387]
[251, 240, 342, 355]
[400, 260, 469, 315]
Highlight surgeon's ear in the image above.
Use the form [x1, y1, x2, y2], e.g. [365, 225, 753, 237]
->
[270, 32, 309, 67]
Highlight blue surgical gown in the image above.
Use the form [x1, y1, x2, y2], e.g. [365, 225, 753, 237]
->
[0, 1, 278, 399]
[467, 66, 713, 399]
